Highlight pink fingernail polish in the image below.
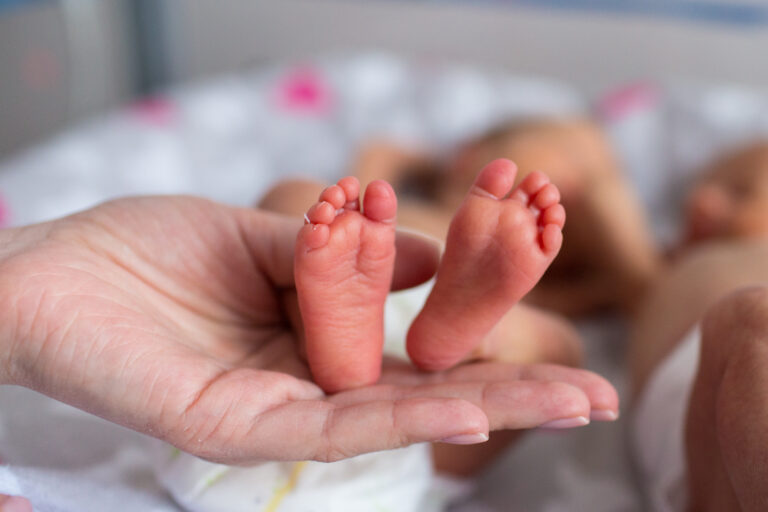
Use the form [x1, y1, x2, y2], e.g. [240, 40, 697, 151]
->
[590, 409, 619, 422]
[439, 433, 489, 445]
[539, 416, 589, 430]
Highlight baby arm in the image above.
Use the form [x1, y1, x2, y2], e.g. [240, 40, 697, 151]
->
[568, 171, 660, 315]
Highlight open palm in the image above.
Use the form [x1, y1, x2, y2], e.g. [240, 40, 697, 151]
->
[0, 197, 616, 464]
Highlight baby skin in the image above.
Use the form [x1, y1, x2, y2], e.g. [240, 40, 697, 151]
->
[295, 159, 565, 392]
[295, 177, 397, 393]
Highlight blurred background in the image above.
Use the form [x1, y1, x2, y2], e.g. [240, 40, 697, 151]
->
[3, 0, 768, 156]
[3, 2, 768, 511]
[3, 0, 768, 229]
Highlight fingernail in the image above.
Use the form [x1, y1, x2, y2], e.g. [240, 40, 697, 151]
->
[590, 409, 619, 422]
[439, 432, 489, 445]
[539, 416, 589, 430]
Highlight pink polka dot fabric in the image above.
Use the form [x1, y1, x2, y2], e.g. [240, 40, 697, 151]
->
[129, 97, 178, 126]
[598, 82, 660, 121]
[274, 66, 334, 116]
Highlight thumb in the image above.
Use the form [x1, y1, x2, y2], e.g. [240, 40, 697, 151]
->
[235, 208, 441, 290]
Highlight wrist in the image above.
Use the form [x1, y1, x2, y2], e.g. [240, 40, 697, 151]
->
[0, 224, 38, 385]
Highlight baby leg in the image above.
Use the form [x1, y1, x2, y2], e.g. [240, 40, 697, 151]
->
[295, 177, 397, 393]
[407, 159, 565, 371]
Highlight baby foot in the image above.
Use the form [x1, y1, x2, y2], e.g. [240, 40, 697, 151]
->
[295, 177, 397, 393]
[407, 159, 565, 371]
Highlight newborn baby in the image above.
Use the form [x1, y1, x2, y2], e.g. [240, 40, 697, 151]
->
[629, 140, 768, 511]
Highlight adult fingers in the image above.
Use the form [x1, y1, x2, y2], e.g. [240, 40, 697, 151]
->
[330, 379, 592, 431]
[514, 363, 619, 420]
[165, 364, 486, 464]
[443, 362, 619, 420]
[190, 396, 489, 464]
[379, 361, 619, 421]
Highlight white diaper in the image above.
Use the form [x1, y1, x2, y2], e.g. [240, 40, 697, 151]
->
[153, 443, 434, 512]
[382, 278, 433, 358]
[152, 280, 473, 512]
[630, 327, 701, 512]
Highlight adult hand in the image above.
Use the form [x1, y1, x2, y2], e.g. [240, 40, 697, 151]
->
[0, 197, 617, 464]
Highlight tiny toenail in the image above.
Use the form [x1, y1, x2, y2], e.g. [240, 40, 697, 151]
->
[472, 186, 499, 200]
[303, 213, 310, 225]
[511, 190, 527, 203]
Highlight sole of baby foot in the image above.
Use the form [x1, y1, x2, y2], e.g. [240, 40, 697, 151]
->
[407, 158, 565, 371]
[295, 177, 397, 393]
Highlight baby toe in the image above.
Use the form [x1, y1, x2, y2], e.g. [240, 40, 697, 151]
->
[319, 185, 347, 210]
[297, 222, 331, 250]
[540, 223, 563, 254]
[513, 171, 551, 205]
[337, 176, 361, 210]
[472, 159, 518, 199]
[362, 180, 397, 223]
[541, 203, 566, 229]
[532, 183, 561, 210]
[306, 201, 336, 225]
